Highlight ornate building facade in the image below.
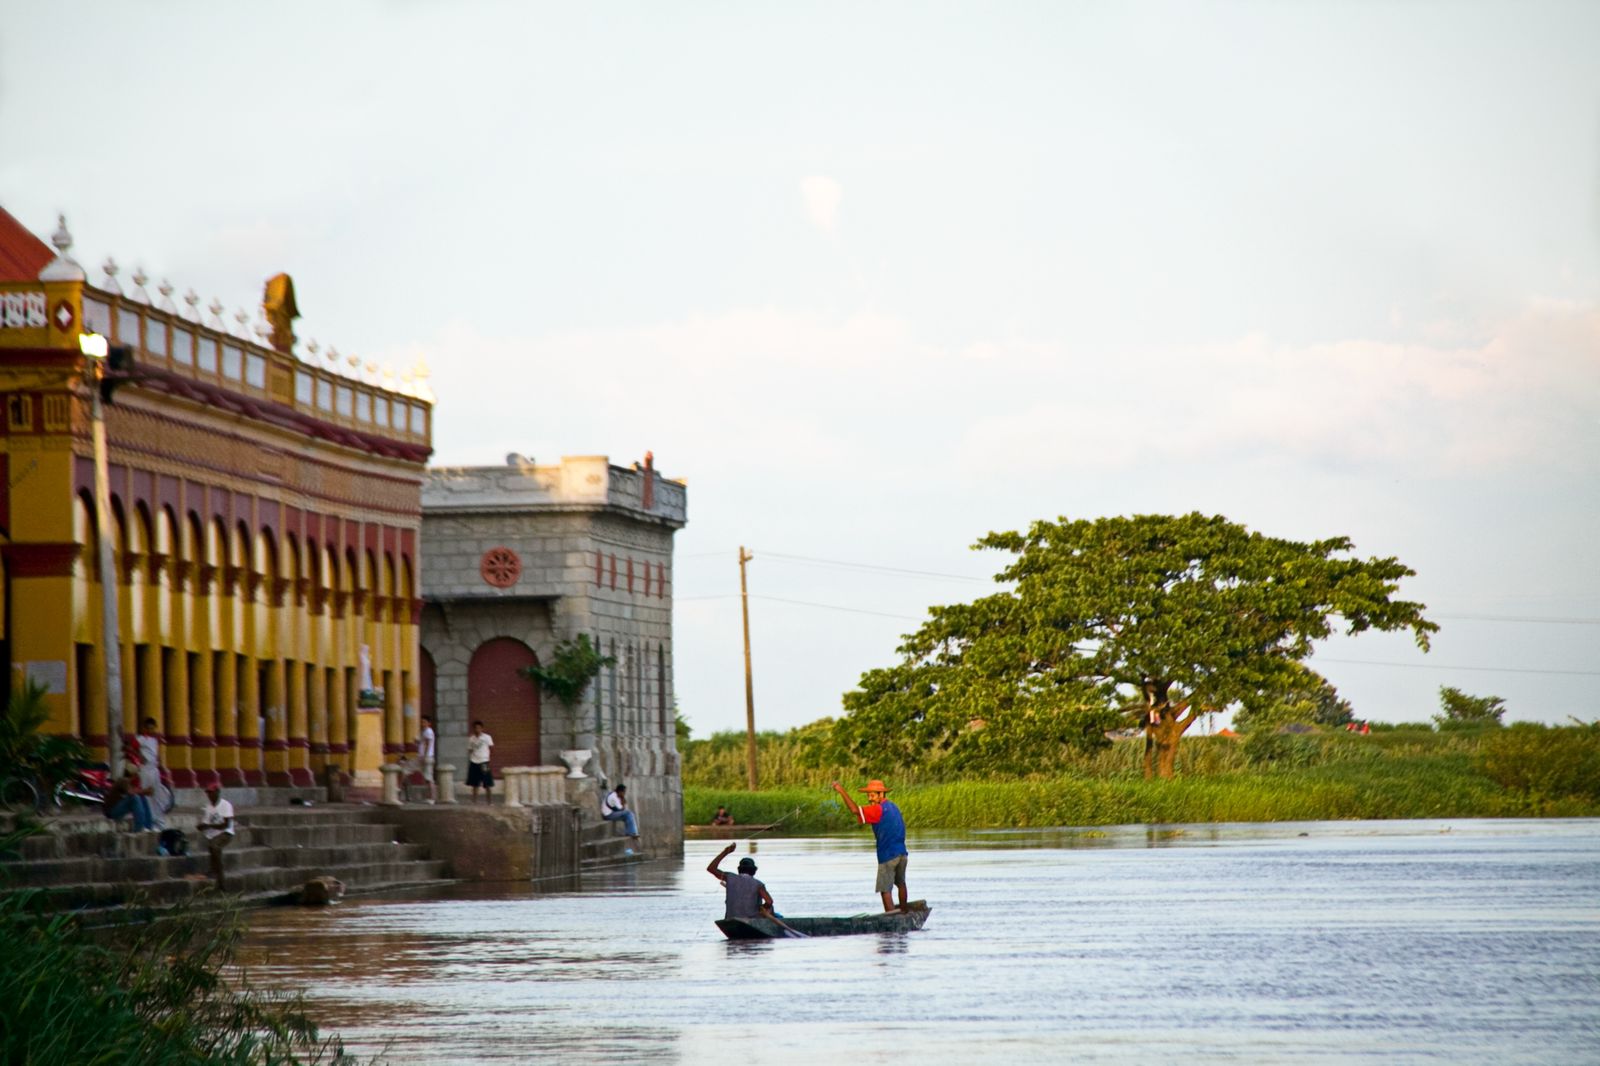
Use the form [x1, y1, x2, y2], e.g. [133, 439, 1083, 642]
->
[419, 454, 686, 848]
[0, 207, 433, 788]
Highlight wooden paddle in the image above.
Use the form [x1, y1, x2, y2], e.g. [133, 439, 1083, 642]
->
[763, 908, 809, 939]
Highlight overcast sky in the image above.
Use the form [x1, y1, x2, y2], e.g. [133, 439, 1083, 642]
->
[4, 2, 1596, 737]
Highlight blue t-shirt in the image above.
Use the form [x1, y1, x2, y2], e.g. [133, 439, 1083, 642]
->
[864, 800, 907, 863]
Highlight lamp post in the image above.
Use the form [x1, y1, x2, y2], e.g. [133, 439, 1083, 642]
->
[79, 332, 125, 777]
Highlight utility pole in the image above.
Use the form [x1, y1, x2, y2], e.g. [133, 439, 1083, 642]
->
[738, 546, 757, 790]
[81, 335, 126, 777]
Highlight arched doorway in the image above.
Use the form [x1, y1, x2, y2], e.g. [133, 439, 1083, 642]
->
[419, 646, 437, 728]
[467, 638, 540, 767]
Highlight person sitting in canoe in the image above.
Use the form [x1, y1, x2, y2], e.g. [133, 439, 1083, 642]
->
[707, 843, 775, 920]
[831, 778, 910, 913]
[711, 806, 735, 826]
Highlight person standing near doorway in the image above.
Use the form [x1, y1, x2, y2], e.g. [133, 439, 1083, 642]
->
[466, 720, 494, 803]
[417, 714, 437, 803]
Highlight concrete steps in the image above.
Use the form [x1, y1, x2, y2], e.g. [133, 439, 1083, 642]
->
[0, 804, 454, 910]
[579, 819, 648, 871]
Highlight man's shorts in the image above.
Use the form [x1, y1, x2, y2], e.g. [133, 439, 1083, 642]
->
[874, 853, 908, 893]
[422, 758, 436, 781]
[467, 762, 493, 788]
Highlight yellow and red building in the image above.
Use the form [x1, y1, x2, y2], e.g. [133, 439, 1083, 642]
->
[0, 207, 432, 788]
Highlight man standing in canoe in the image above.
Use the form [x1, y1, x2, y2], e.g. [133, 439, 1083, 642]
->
[707, 842, 775, 919]
[832, 778, 910, 913]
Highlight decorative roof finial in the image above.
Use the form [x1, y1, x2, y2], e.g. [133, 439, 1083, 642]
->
[38, 213, 86, 282]
[157, 278, 177, 313]
[326, 345, 340, 366]
[129, 266, 151, 305]
[207, 297, 225, 328]
[306, 338, 320, 359]
[100, 257, 122, 295]
[233, 308, 250, 339]
[183, 289, 201, 322]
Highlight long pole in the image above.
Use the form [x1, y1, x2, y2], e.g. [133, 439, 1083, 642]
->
[90, 365, 125, 777]
[738, 546, 757, 791]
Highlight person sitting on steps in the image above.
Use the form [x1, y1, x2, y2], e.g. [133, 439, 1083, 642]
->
[102, 768, 154, 832]
[601, 782, 639, 838]
[198, 784, 236, 891]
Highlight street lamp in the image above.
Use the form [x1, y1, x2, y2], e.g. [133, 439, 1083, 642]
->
[79, 331, 125, 776]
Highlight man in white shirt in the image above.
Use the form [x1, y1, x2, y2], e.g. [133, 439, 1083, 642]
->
[466, 719, 494, 804]
[602, 782, 639, 838]
[198, 784, 236, 890]
[134, 717, 165, 828]
[417, 714, 437, 803]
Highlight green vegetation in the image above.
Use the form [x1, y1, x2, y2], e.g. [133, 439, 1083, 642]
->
[0, 868, 362, 1064]
[1435, 685, 1508, 729]
[835, 513, 1435, 780]
[683, 723, 1600, 828]
[520, 635, 615, 746]
[1, 681, 91, 797]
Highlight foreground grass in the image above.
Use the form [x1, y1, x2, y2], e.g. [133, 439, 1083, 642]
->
[684, 726, 1600, 829]
[0, 840, 361, 1066]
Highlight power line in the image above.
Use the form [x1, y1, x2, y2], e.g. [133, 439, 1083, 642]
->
[1433, 614, 1600, 625]
[757, 550, 996, 583]
[753, 594, 927, 622]
[1318, 657, 1600, 678]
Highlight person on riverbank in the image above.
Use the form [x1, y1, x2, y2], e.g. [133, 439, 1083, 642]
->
[602, 783, 639, 838]
[831, 778, 910, 913]
[417, 714, 437, 803]
[711, 805, 734, 826]
[132, 717, 165, 827]
[102, 769, 154, 831]
[707, 842, 774, 920]
[466, 720, 494, 804]
[198, 784, 236, 890]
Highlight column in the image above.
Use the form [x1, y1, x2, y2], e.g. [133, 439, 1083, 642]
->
[190, 648, 216, 787]
[164, 646, 193, 787]
[287, 657, 312, 785]
[263, 655, 289, 785]
[238, 653, 262, 785]
[309, 662, 329, 779]
[139, 644, 163, 753]
[327, 666, 349, 778]
[215, 650, 243, 786]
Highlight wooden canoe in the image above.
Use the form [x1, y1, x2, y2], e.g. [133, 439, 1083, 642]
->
[685, 824, 777, 838]
[716, 901, 931, 939]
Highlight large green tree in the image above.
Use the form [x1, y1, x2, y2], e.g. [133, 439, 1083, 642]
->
[839, 513, 1437, 778]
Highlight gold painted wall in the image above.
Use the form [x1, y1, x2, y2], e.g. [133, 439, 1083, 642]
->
[1, 274, 432, 788]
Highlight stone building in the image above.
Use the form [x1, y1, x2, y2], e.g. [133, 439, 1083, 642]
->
[419, 454, 686, 852]
[0, 206, 433, 788]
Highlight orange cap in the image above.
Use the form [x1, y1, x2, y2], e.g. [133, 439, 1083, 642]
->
[857, 779, 891, 794]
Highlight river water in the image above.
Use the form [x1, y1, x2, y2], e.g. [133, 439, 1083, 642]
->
[237, 819, 1599, 1065]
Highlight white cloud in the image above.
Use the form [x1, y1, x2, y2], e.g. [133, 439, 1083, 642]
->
[956, 302, 1600, 478]
[799, 175, 843, 235]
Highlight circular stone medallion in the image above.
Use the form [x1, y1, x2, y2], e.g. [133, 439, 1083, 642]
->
[479, 547, 522, 589]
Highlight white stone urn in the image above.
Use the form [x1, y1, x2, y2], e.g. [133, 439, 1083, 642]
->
[559, 749, 591, 779]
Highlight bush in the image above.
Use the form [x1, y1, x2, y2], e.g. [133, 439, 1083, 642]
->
[1241, 730, 1322, 769]
[1476, 723, 1600, 802]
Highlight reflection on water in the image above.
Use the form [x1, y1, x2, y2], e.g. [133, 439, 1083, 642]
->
[238, 820, 1600, 1065]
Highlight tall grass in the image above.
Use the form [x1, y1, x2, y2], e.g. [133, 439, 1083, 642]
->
[0, 859, 362, 1065]
[683, 725, 1600, 827]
